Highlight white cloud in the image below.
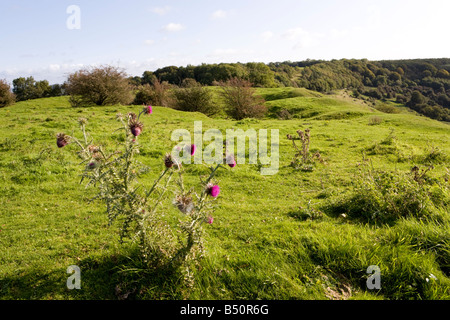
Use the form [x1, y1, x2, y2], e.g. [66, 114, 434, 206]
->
[282, 27, 322, 49]
[160, 23, 185, 32]
[211, 9, 227, 19]
[144, 39, 155, 46]
[49, 64, 61, 71]
[261, 31, 274, 42]
[151, 6, 171, 15]
[210, 48, 238, 56]
[330, 28, 349, 39]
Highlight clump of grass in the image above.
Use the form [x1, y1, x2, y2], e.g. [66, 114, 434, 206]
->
[368, 116, 383, 125]
[421, 146, 448, 165]
[277, 109, 293, 120]
[325, 159, 450, 225]
[289, 200, 324, 221]
[287, 128, 325, 171]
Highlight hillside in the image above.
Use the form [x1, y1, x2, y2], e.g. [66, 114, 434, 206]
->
[0, 91, 449, 300]
[134, 58, 450, 122]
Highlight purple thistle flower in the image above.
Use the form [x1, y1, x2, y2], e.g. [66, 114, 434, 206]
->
[226, 154, 236, 168]
[207, 216, 214, 225]
[145, 105, 152, 114]
[206, 183, 220, 198]
[185, 144, 196, 156]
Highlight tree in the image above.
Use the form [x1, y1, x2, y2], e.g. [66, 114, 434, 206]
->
[437, 69, 450, 79]
[12, 76, 39, 101]
[141, 71, 157, 85]
[245, 62, 276, 87]
[408, 90, 426, 107]
[171, 78, 218, 116]
[65, 65, 134, 107]
[0, 79, 15, 108]
[215, 78, 267, 120]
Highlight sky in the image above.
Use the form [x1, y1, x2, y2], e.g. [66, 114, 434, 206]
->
[1, 0, 449, 84]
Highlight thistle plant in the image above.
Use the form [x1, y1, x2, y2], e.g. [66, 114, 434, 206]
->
[56, 105, 230, 279]
[287, 128, 325, 171]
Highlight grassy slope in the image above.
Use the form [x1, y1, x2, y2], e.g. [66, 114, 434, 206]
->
[0, 90, 449, 300]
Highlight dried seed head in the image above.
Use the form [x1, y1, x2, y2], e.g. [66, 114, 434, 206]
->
[88, 145, 100, 154]
[173, 194, 194, 214]
[127, 112, 137, 121]
[78, 117, 88, 126]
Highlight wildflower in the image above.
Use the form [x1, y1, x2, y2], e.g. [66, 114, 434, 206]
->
[164, 153, 175, 168]
[207, 216, 214, 224]
[87, 161, 99, 169]
[129, 119, 143, 136]
[206, 183, 220, 198]
[143, 105, 152, 115]
[185, 144, 196, 156]
[226, 154, 236, 168]
[56, 133, 70, 148]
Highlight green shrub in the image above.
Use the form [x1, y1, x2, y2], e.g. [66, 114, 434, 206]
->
[0, 79, 15, 108]
[215, 78, 267, 120]
[66, 65, 134, 107]
[326, 161, 449, 225]
[171, 79, 218, 116]
[133, 79, 173, 107]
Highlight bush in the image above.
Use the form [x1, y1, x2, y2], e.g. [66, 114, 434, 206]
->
[215, 78, 267, 120]
[171, 79, 218, 116]
[133, 79, 173, 107]
[368, 116, 383, 125]
[326, 161, 449, 225]
[65, 65, 134, 107]
[0, 79, 15, 108]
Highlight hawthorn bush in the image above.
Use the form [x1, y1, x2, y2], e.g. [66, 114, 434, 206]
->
[215, 77, 267, 120]
[0, 79, 15, 108]
[65, 65, 134, 107]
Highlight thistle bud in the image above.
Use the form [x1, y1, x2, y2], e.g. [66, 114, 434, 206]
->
[56, 133, 70, 148]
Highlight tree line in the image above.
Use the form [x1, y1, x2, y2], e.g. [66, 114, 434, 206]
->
[1, 58, 450, 121]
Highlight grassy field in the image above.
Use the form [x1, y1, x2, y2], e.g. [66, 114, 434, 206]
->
[0, 88, 449, 300]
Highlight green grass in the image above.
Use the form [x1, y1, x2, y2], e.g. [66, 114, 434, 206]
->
[0, 90, 449, 300]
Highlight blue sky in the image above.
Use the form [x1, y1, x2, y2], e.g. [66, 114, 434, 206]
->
[1, 0, 449, 84]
